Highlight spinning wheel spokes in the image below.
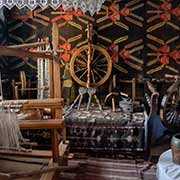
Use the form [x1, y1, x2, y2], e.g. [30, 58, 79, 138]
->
[79, 52, 88, 63]
[70, 44, 112, 87]
[79, 69, 88, 80]
[70, 23, 112, 88]
[74, 67, 87, 73]
[161, 79, 180, 130]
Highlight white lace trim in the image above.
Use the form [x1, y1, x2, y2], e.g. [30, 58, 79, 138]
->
[0, 0, 105, 16]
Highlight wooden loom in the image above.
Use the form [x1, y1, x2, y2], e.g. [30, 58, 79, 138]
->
[0, 23, 68, 179]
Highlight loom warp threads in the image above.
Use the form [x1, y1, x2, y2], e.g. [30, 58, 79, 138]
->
[0, 111, 24, 150]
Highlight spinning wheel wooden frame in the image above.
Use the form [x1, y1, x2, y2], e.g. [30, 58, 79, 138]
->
[70, 23, 112, 88]
[11, 71, 38, 99]
[160, 75, 180, 131]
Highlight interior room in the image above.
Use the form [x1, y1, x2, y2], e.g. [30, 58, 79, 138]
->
[0, 0, 179, 179]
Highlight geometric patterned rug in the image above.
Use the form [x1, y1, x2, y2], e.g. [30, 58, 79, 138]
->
[60, 158, 157, 180]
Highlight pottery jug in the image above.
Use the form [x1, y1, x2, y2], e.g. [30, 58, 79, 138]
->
[171, 133, 180, 165]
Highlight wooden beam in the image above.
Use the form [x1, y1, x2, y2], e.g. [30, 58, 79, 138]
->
[19, 119, 63, 129]
[53, 61, 62, 119]
[10, 166, 59, 179]
[0, 163, 79, 180]
[0, 46, 53, 59]
[52, 22, 62, 119]
[23, 99, 62, 110]
[51, 22, 64, 162]
[8, 41, 48, 49]
[2, 98, 62, 109]
[0, 150, 52, 158]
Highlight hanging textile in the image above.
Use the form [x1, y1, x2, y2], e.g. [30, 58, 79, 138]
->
[37, 40, 50, 99]
[0, 0, 105, 16]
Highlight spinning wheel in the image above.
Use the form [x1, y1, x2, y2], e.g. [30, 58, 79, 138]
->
[70, 45, 112, 87]
[70, 24, 112, 88]
[160, 75, 180, 130]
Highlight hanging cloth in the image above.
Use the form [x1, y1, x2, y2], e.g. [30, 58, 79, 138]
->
[37, 39, 50, 99]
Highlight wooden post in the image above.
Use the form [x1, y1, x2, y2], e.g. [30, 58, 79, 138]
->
[11, 79, 16, 99]
[28, 79, 31, 99]
[53, 60, 61, 119]
[51, 59, 62, 162]
[51, 22, 64, 162]
[52, 22, 62, 119]
[51, 128, 59, 162]
[50, 59, 61, 162]
[132, 78, 136, 102]
[15, 86, 19, 99]
[49, 60, 54, 99]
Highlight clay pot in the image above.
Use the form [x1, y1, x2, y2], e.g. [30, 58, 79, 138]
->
[171, 133, 180, 165]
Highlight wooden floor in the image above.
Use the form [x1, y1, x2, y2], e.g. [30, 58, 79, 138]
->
[0, 156, 46, 180]
[0, 142, 168, 180]
[60, 158, 157, 180]
[0, 156, 157, 180]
